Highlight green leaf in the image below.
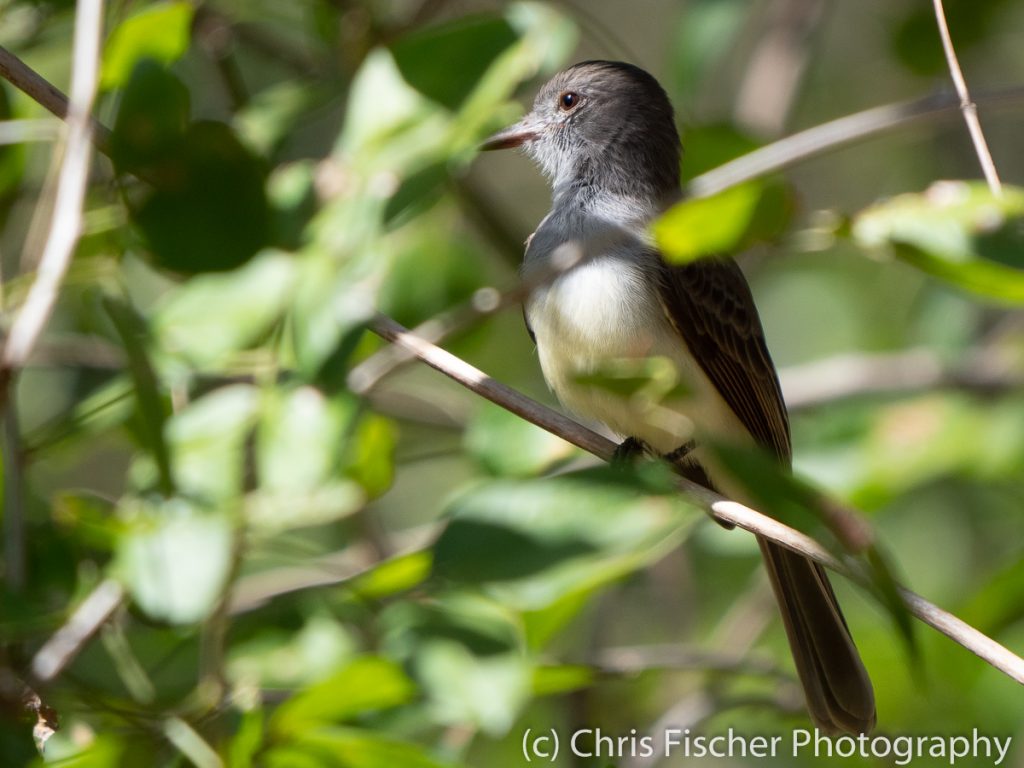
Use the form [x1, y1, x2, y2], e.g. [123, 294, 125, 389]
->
[464, 401, 575, 477]
[115, 497, 233, 624]
[654, 182, 763, 262]
[532, 663, 593, 696]
[153, 250, 296, 369]
[102, 295, 174, 495]
[228, 614, 357, 689]
[416, 641, 531, 735]
[101, 2, 195, 91]
[269, 728, 458, 768]
[165, 384, 260, 501]
[349, 550, 432, 599]
[709, 441, 916, 654]
[258, 386, 347, 493]
[53, 492, 120, 550]
[343, 412, 397, 498]
[433, 468, 700, 610]
[391, 15, 520, 110]
[270, 656, 416, 735]
[132, 121, 271, 273]
[110, 61, 190, 176]
[853, 181, 1024, 303]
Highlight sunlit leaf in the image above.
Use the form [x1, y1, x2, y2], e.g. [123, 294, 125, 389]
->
[655, 182, 763, 262]
[853, 181, 1024, 303]
[270, 727, 458, 768]
[416, 641, 531, 734]
[116, 497, 233, 624]
[165, 385, 260, 501]
[464, 401, 575, 477]
[101, 2, 194, 90]
[433, 468, 700, 610]
[153, 250, 296, 369]
[271, 657, 416, 735]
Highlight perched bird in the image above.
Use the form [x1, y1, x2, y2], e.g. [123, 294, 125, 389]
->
[482, 60, 875, 733]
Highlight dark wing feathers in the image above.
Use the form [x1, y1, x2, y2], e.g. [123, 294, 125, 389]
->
[655, 256, 792, 463]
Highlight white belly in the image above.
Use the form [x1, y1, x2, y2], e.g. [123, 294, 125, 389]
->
[525, 256, 750, 457]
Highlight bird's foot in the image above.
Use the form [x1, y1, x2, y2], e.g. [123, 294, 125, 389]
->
[663, 440, 697, 467]
[612, 436, 659, 465]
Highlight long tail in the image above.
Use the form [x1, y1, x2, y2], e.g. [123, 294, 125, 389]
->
[758, 537, 876, 734]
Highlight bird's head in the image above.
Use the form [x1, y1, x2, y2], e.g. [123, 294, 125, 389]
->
[482, 61, 682, 199]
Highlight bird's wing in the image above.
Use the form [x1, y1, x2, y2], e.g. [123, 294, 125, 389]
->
[654, 256, 791, 463]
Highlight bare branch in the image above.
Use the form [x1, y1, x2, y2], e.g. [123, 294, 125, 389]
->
[31, 579, 126, 683]
[780, 347, 1023, 412]
[370, 314, 1024, 686]
[0, 45, 111, 152]
[932, 0, 1003, 196]
[0, 0, 105, 375]
[685, 85, 1024, 200]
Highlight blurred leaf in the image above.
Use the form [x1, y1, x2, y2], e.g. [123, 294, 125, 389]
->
[532, 663, 593, 696]
[270, 728, 458, 768]
[133, 121, 270, 273]
[433, 468, 699, 610]
[680, 123, 761, 181]
[891, 0, 1011, 76]
[376, 222, 487, 326]
[258, 386, 347, 492]
[245, 483, 364, 534]
[0, 84, 26, 199]
[416, 641, 531, 735]
[464, 401, 575, 477]
[53, 492, 120, 550]
[350, 551, 432, 599]
[343, 412, 397, 498]
[102, 295, 174, 495]
[228, 704, 264, 768]
[101, 2, 194, 90]
[116, 497, 233, 624]
[655, 182, 762, 262]
[165, 384, 260, 500]
[381, 593, 520, 661]
[572, 355, 690, 403]
[110, 61, 190, 176]
[153, 250, 296, 369]
[228, 613, 357, 689]
[710, 441, 916, 652]
[271, 656, 415, 735]
[337, 48, 447, 162]
[391, 15, 519, 111]
[853, 181, 1024, 303]
[671, 0, 748, 104]
[235, 81, 319, 156]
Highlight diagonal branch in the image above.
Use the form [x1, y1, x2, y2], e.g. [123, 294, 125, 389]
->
[370, 313, 1024, 686]
[0, 2, 105, 376]
[932, 0, 1002, 196]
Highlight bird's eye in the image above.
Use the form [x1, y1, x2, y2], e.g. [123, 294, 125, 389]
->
[558, 91, 580, 111]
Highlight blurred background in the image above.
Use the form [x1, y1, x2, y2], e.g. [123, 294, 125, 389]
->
[2, 0, 1024, 765]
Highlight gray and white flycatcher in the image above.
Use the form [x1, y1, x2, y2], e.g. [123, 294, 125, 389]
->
[482, 60, 875, 734]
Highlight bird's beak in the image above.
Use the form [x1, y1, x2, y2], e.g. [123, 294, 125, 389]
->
[480, 115, 543, 151]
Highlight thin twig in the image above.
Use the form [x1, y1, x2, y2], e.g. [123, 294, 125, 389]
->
[932, 0, 1003, 196]
[0, 1, 105, 375]
[685, 86, 1024, 200]
[780, 346, 1022, 411]
[0, 45, 111, 153]
[0, 2, 104, 595]
[31, 579, 126, 683]
[370, 314, 1024, 686]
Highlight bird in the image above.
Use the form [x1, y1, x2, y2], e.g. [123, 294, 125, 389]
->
[481, 60, 875, 734]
